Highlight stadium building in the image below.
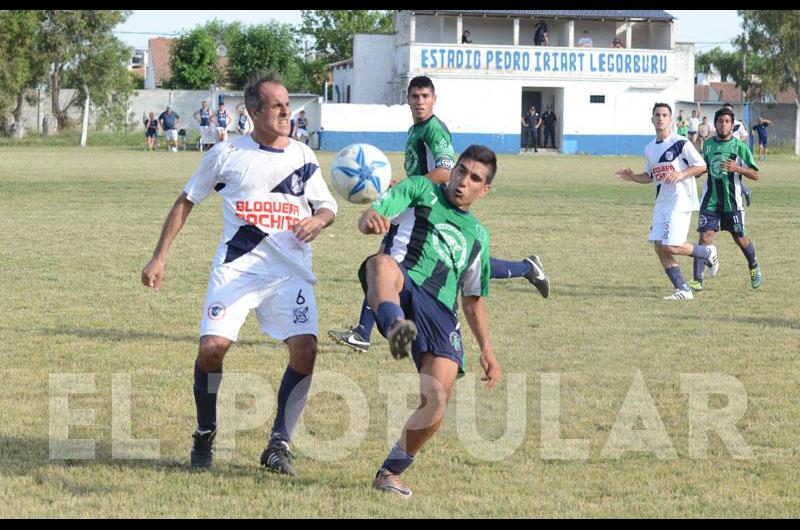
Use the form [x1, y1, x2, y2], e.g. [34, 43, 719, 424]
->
[322, 10, 695, 155]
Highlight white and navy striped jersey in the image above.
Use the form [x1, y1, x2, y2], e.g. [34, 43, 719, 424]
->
[732, 119, 749, 142]
[644, 133, 705, 214]
[183, 135, 337, 282]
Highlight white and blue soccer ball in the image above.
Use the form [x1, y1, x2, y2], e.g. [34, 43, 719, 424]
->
[330, 143, 392, 204]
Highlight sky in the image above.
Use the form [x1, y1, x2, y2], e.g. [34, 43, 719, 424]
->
[115, 10, 742, 52]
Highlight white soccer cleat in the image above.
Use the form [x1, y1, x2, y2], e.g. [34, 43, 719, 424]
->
[705, 245, 720, 277]
[663, 289, 694, 301]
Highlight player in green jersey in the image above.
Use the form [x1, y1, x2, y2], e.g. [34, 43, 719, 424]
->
[329, 76, 549, 353]
[690, 106, 762, 290]
[362, 145, 502, 499]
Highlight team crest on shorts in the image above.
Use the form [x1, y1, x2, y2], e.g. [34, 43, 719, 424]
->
[450, 331, 462, 352]
[293, 307, 309, 324]
[208, 302, 226, 320]
[699, 215, 707, 227]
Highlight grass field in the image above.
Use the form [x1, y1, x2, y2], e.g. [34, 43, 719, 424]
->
[1, 145, 799, 517]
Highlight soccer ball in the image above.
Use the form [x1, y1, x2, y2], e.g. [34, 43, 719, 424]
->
[330, 143, 392, 204]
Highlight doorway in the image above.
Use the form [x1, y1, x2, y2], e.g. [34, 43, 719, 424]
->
[521, 90, 542, 150]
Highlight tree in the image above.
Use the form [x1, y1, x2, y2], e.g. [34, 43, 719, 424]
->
[166, 25, 225, 89]
[0, 10, 48, 135]
[300, 10, 393, 62]
[227, 22, 301, 90]
[38, 10, 132, 130]
[736, 10, 800, 105]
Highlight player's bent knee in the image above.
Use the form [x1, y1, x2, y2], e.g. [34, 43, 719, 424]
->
[286, 334, 318, 374]
[198, 335, 231, 372]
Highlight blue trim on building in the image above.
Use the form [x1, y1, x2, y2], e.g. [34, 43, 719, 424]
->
[320, 131, 522, 154]
[320, 131, 653, 156]
[562, 134, 652, 155]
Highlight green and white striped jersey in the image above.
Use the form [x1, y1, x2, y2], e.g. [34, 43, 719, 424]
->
[404, 115, 457, 177]
[700, 137, 759, 213]
[372, 176, 490, 311]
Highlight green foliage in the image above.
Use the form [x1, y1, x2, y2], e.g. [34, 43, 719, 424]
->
[227, 22, 301, 90]
[736, 10, 800, 104]
[38, 10, 133, 130]
[0, 10, 48, 127]
[300, 10, 393, 62]
[166, 28, 223, 89]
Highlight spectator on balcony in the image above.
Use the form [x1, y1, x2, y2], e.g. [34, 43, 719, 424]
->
[611, 36, 625, 49]
[577, 30, 593, 48]
[461, 30, 472, 44]
[533, 21, 549, 46]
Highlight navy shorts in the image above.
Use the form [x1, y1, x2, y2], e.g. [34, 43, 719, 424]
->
[145, 129, 157, 138]
[758, 136, 768, 147]
[698, 209, 746, 237]
[359, 258, 465, 373]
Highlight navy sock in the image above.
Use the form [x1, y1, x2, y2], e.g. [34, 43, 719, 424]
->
[355, 297, 376, 342]
[693, 257, 705, 282]
[193, 360, 222, 432]
[379, 442, 415, 476]
[665, 266, 689, 291]
[490, 257, 532, 279]
[271, 366, 312, 443]
[741, 242, 758, 269]
[376, 301, 404, 336]
[690, 244, 711, 260]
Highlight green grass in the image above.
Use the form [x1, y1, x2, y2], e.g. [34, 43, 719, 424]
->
[1, 147, 799, 517]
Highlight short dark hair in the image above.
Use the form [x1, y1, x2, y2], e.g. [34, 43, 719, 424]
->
[652, 102, 672, 116]
[456, 144, 497, 185]
[715, 107, 735, 124]
[244, 71, 283, 114]
[723, 102, 734, 109]
[407, 75, 435, 96]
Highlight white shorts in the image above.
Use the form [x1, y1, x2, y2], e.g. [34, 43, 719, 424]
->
[648, 209, 692, 246]
[295, 127, 309, 138]
[165, 129, 178, 142]
[199, 265, 318, 342]
[216, 127, 228, 138]
[199, 125, 213, 143]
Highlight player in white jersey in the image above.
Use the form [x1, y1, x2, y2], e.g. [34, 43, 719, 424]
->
[141, 72, 337, 475]
[723, 102, 753, 206]
[616, 102, 718, 300]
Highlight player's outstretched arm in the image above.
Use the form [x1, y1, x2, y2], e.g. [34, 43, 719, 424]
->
[462, 295, 501, 389]
[426, 168, 451, 185]
[664, 162, 707, 184]
[291, 208, 335, 243]
[359, 208, 391, 235]
[141, 192, 194, 289]
[616, 168, 651, 184]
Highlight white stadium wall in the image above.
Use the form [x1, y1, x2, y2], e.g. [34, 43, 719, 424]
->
[353, 35, 396, 105]
[321, 40, 698, 155]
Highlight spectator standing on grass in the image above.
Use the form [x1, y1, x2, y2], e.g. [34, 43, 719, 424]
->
[158, 104, 181, 153]
[194, 100, 213, 151]
[144, 111, 159, 151]
[698, 116, 713, 150]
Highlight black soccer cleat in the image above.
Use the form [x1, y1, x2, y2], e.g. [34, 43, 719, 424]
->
[261, 437, 298, 476]
[190, 428, 217, 471]
[524, 254, 550, 298]
[387, 319, 417, 360]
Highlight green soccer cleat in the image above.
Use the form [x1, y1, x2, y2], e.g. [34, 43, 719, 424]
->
[688, 279, 703, 291]
[750, 265, 762, 289]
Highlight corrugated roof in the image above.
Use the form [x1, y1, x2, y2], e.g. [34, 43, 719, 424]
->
[409, 10, 674, 21]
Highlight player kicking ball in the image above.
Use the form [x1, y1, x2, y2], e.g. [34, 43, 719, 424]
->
[691, 106, 762, 291]
[617, 102, 716, 300]
[329, 76, 549, 354]
[359, 145, 502, 499]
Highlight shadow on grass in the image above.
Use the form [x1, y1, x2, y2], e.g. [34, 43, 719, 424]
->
[0, 435, 318, 485]
[493, 281, 663, 299]
[16, 326, 269, 348]
[711, 316, 800, 330]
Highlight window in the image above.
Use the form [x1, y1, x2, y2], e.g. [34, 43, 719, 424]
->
[346, 85, 351, 103]
[590, 95, 605, 103]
